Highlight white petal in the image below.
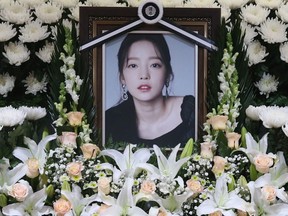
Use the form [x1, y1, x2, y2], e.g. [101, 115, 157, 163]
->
[196, 199, 218, 215]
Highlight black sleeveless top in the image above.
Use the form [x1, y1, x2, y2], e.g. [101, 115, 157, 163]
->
[105, 95, 195, 148]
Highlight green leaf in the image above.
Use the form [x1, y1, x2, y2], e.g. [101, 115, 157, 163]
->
[0, 194, 7, 207]
[180, 138, 194, 159]
[249, 164, 258, 181]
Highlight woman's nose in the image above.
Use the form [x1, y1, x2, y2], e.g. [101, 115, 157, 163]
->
[140, 68, 150, 80]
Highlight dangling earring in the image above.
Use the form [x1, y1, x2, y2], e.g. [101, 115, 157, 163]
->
[165, 81, 169, 98]
[122, 84, 128, 101]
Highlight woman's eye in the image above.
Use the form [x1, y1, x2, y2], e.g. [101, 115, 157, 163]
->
[127, 64, 137, 68]
[151, 63, 162, 68]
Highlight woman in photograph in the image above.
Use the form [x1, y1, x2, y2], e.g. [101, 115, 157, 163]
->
[105, 33, 195, 148]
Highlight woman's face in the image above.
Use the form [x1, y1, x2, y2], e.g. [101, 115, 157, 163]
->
[121, 40, 167, 103]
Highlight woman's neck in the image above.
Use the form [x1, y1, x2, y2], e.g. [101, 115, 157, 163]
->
[133, 97, 167, 124]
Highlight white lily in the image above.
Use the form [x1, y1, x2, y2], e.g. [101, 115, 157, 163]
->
[239, 132, 274, 160]
[197, 174, 250, 216]
[152, 144, 191, 179]
[13, 133, 57, 178]
[247, 181, 288, 216]
[61, 184, 99, 216]
[0, 158, 26, 194]
[99, 178, 148, 216]
[254, 151, 288, 202]
[2, 187, 53, 216]
[238, 132, 276, 171]
[100, 144, 157, 182]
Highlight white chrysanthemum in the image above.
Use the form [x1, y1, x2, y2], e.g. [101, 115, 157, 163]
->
[0, 106, 26, 127]
[0, 0, 11, 9]
[276, 3, 288, 23]
[245, 105, 266, 121]
[50, 25, 58, 41]
[241, 21, 258, 45]
[3, 41, 30, 66]
[69, 3, 82, 21]
[19, 106, 47, 121]
[0, 73, 16, 97]
[36, 41, 54, 63]
[20, 0, 46, 9]
[19, 19, 50, 43]
[258, 17, 288, 44]
[217, 0, 249, 9]
[22, 72, 48, 95]
[86, 0, 122, 6]
[255, 0, 283, 9]
[259, 106, 288, 128]
[183, 0, 218, 8]
[51, 0, 78, 8]
[0, 1, 30, 24]
[279, 42, 288, 63]
[0, 22, 17, 42]
[221, 7, 231, 22]
[240, 3, 270, 26]
[246, 40, 268, 66]
[255, 73, 279, 98]
[162, 0, 184, 7]
[34, 2, 63, 24]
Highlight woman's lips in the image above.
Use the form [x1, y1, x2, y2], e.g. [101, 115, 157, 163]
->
[138, 84, 151, 91]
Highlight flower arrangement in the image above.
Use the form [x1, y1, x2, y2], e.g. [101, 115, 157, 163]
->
[1, 0, 288, 216]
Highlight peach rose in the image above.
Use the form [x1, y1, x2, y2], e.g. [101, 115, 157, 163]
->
[67, 111, 84, 126]
[80, 143, 100, 159]
[8, 182, 29, 201]
[226, 132, 241, 149]
[237, 210, 248, 216]
[261, 185, 276, 202]
[157, 208, 168, 216]
[208, 115, 228, 130]
[200, 141, 213, 159]
[53, 198, 72, 216]
[186, 179, 203, 193]
[140, 180, 156, 194]
[253, 154, 273, 174]
[66, 162, 83, 177]
[209, 210, 222, 216]
[58, 132, 77, 148]
[212, 156, 227, 176]
[26, 158, 39, 178]
[98, 177, 111, 195]
[97, 204, 110, 214]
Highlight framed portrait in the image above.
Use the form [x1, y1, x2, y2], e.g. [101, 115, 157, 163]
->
[79, 6, 221, 147]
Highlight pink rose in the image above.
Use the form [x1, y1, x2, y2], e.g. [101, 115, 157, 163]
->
[253, 154, 273, 174]
[200, 141, 213, 159]
[140, 180, 156, 194]
[26, 158, 39, 178]
[97, 177, 111, 195]
[67, 111, 84, 126]
[80, 143, 100, 159]
[208, 115, 228, 130]
[186, 179, 203, 193]
[58, 132, 77, 148]
[53, 198, 72, 216]
[261, 185, 276, 202]
[8, 182, 29, 201]
[212, 156, 227, 176]
[66, 162, 83, 177]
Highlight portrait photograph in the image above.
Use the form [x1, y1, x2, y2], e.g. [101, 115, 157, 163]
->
[102, 31, 198, 148]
